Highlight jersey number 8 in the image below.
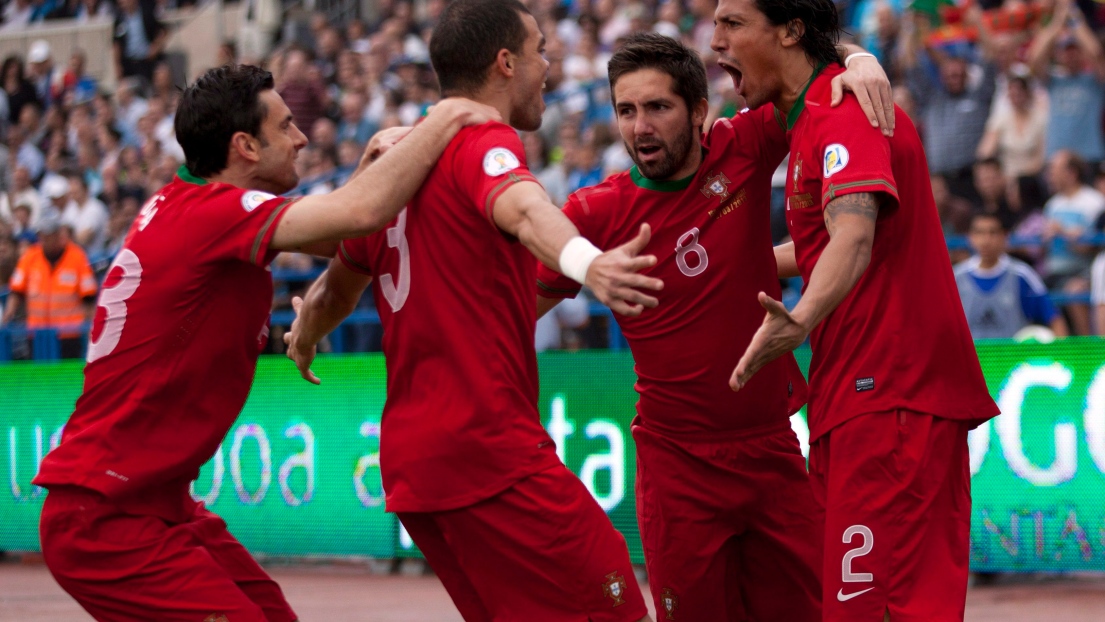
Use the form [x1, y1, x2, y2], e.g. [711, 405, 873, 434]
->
[675, 227, 708, 277]
[87, 249, 143, 363]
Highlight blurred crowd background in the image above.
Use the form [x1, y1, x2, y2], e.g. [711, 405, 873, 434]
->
[2, 0, 1105, 360]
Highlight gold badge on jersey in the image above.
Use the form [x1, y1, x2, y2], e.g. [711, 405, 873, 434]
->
[792, 153, 803, 194]
[602, 572, 628, 606]
[661, 588, 680, 619]
[700, 172, 732, 201]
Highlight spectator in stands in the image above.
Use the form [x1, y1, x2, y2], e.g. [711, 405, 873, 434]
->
[972, 157, 1023, 232]
[2, 55, 40, 126]
[113, 0, 167, 83]
[61, 171, 108, 253]
[0, 213, 97, 359]
[956, 212, 1069, 340]
[277, 48, 328, 137]
[0, 230, 17, 284]
[535, 291, 590, 352]
[26, 40, 58, 109]
[337, 90, 375, 147]
[977, 71, 1047, 182]
[7, 124, 44, 182]
[1042, 149, 1105, 334]
[238, 0, 282, 62]
[904, 18, 996, 200]
[1029, 0, 1105, 166]
[114, 76, 148, 144]
[6, 165, 41, 224]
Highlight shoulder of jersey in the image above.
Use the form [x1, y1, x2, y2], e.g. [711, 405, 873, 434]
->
[571, 171, 633, 215]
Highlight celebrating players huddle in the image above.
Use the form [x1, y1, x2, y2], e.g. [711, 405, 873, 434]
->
[33, 0, 997, 620]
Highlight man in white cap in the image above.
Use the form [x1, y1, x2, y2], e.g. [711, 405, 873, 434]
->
[40, 176, 70, 222]
[27, 39, 56, 107]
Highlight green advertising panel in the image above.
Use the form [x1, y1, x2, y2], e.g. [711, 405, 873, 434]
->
[4, 341, 1105, 572]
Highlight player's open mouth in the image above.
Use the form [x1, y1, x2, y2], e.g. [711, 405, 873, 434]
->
[636, 143, 663, 162]
[719, 60, 743, 92]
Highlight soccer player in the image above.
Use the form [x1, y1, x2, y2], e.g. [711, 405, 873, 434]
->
[712, 1, 1000, 620]
[536, 32, 892, 621]
[284, 1, 660, 620]
[32, 64, 502, 622]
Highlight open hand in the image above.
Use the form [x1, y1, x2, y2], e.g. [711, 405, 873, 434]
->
[730, 292, 810, 391]
[586, 224, 664, 317]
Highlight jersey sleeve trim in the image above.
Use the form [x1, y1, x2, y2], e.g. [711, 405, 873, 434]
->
[249, 198, 297, 266]
[483, 172, 538, 226]
[822, 179, 899, 205]
[537, 278, 582, 298]
[338, 240, 374, 275]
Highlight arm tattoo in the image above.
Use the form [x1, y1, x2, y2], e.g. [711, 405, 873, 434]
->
[824, 192, 879, 237]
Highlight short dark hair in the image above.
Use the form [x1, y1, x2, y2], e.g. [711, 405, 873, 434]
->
[175, 64, 274, 178]
[970, 211, 1009, 233]
[608, 32, 708, 122]
[753, 0, 842, 67]
[429, 0, 531, 96]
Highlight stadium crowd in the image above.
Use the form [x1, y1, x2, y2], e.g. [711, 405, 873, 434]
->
[3, 0, 1105, 359]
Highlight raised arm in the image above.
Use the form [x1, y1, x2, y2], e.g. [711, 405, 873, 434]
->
[774, 241, 800, 278]
[269, 98, 500, 252]
[1028, 0, 1071, 79]
[491, 181, 663, 316]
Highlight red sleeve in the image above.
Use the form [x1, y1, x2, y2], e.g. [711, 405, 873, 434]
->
[716, 105, 788, 171]
[194, 185, 298, 267]
[757, 104, 790, 169]
[536, 192, 587, 299]
[814, 99, 899, 209]
[454, 123, 540, 227]
[338, 237, 375, 276]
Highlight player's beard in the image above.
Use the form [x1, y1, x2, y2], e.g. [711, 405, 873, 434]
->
[627, 122, 695, 181]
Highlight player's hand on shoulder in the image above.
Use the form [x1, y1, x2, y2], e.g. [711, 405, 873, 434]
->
[284, 296, 321, 385]
[586, 224, 663, 317]
[362, 126, 414, 169]
[833, 56, 895, 137]
[730, 293, 810, 392]
[428, 97, 503, 128]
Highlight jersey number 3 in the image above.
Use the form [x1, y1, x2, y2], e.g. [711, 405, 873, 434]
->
[87, 249, 143, 363]
[675, 227, 708, 277]
[380, 208, 410, 312]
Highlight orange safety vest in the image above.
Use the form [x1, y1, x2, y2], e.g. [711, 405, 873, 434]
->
[8, 241, 97, 338]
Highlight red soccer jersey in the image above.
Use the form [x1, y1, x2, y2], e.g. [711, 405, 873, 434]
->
[339, 122, 560, 513]
[537, 108, 808, 437]
[33, 167, 294, 521]
[783, 64, 998, 441]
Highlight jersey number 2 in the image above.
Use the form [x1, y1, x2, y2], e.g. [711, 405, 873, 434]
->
[842, 524, 874, 583]
[87, 249, 143, 363]
[675, 227, 708, 277]
[380, 208, 410, 312]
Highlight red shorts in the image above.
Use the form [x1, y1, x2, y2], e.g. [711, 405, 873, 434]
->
[634, 422, 822, 622]
[39, 486, 297, 622]
[397, 463, 647, 622]
[810, 410, 971, 622]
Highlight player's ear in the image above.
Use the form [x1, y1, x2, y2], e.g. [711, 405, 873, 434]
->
[495, 48, 514, 77]
[691, 97, 709, 130]
[230, 131, 262, 164]
[780, 18, 805, 48]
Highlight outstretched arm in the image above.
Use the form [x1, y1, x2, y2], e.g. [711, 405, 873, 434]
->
[492, 181, 663, 317]
[731, 193, 881, 390]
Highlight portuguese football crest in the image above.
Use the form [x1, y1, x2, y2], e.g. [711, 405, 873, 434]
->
[700, 172, 731, 201]
[602, 571, 628, 606]
[661, 588, 679, 619]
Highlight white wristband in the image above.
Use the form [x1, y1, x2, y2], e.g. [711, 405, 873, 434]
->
[559, 236, 603, 285]
[844, 52, 876, 68]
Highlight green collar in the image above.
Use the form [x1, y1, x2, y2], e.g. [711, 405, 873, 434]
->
[629, 166, 697, 191]
[785, 62, 826, 131]
[176, 164, 208, 186]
